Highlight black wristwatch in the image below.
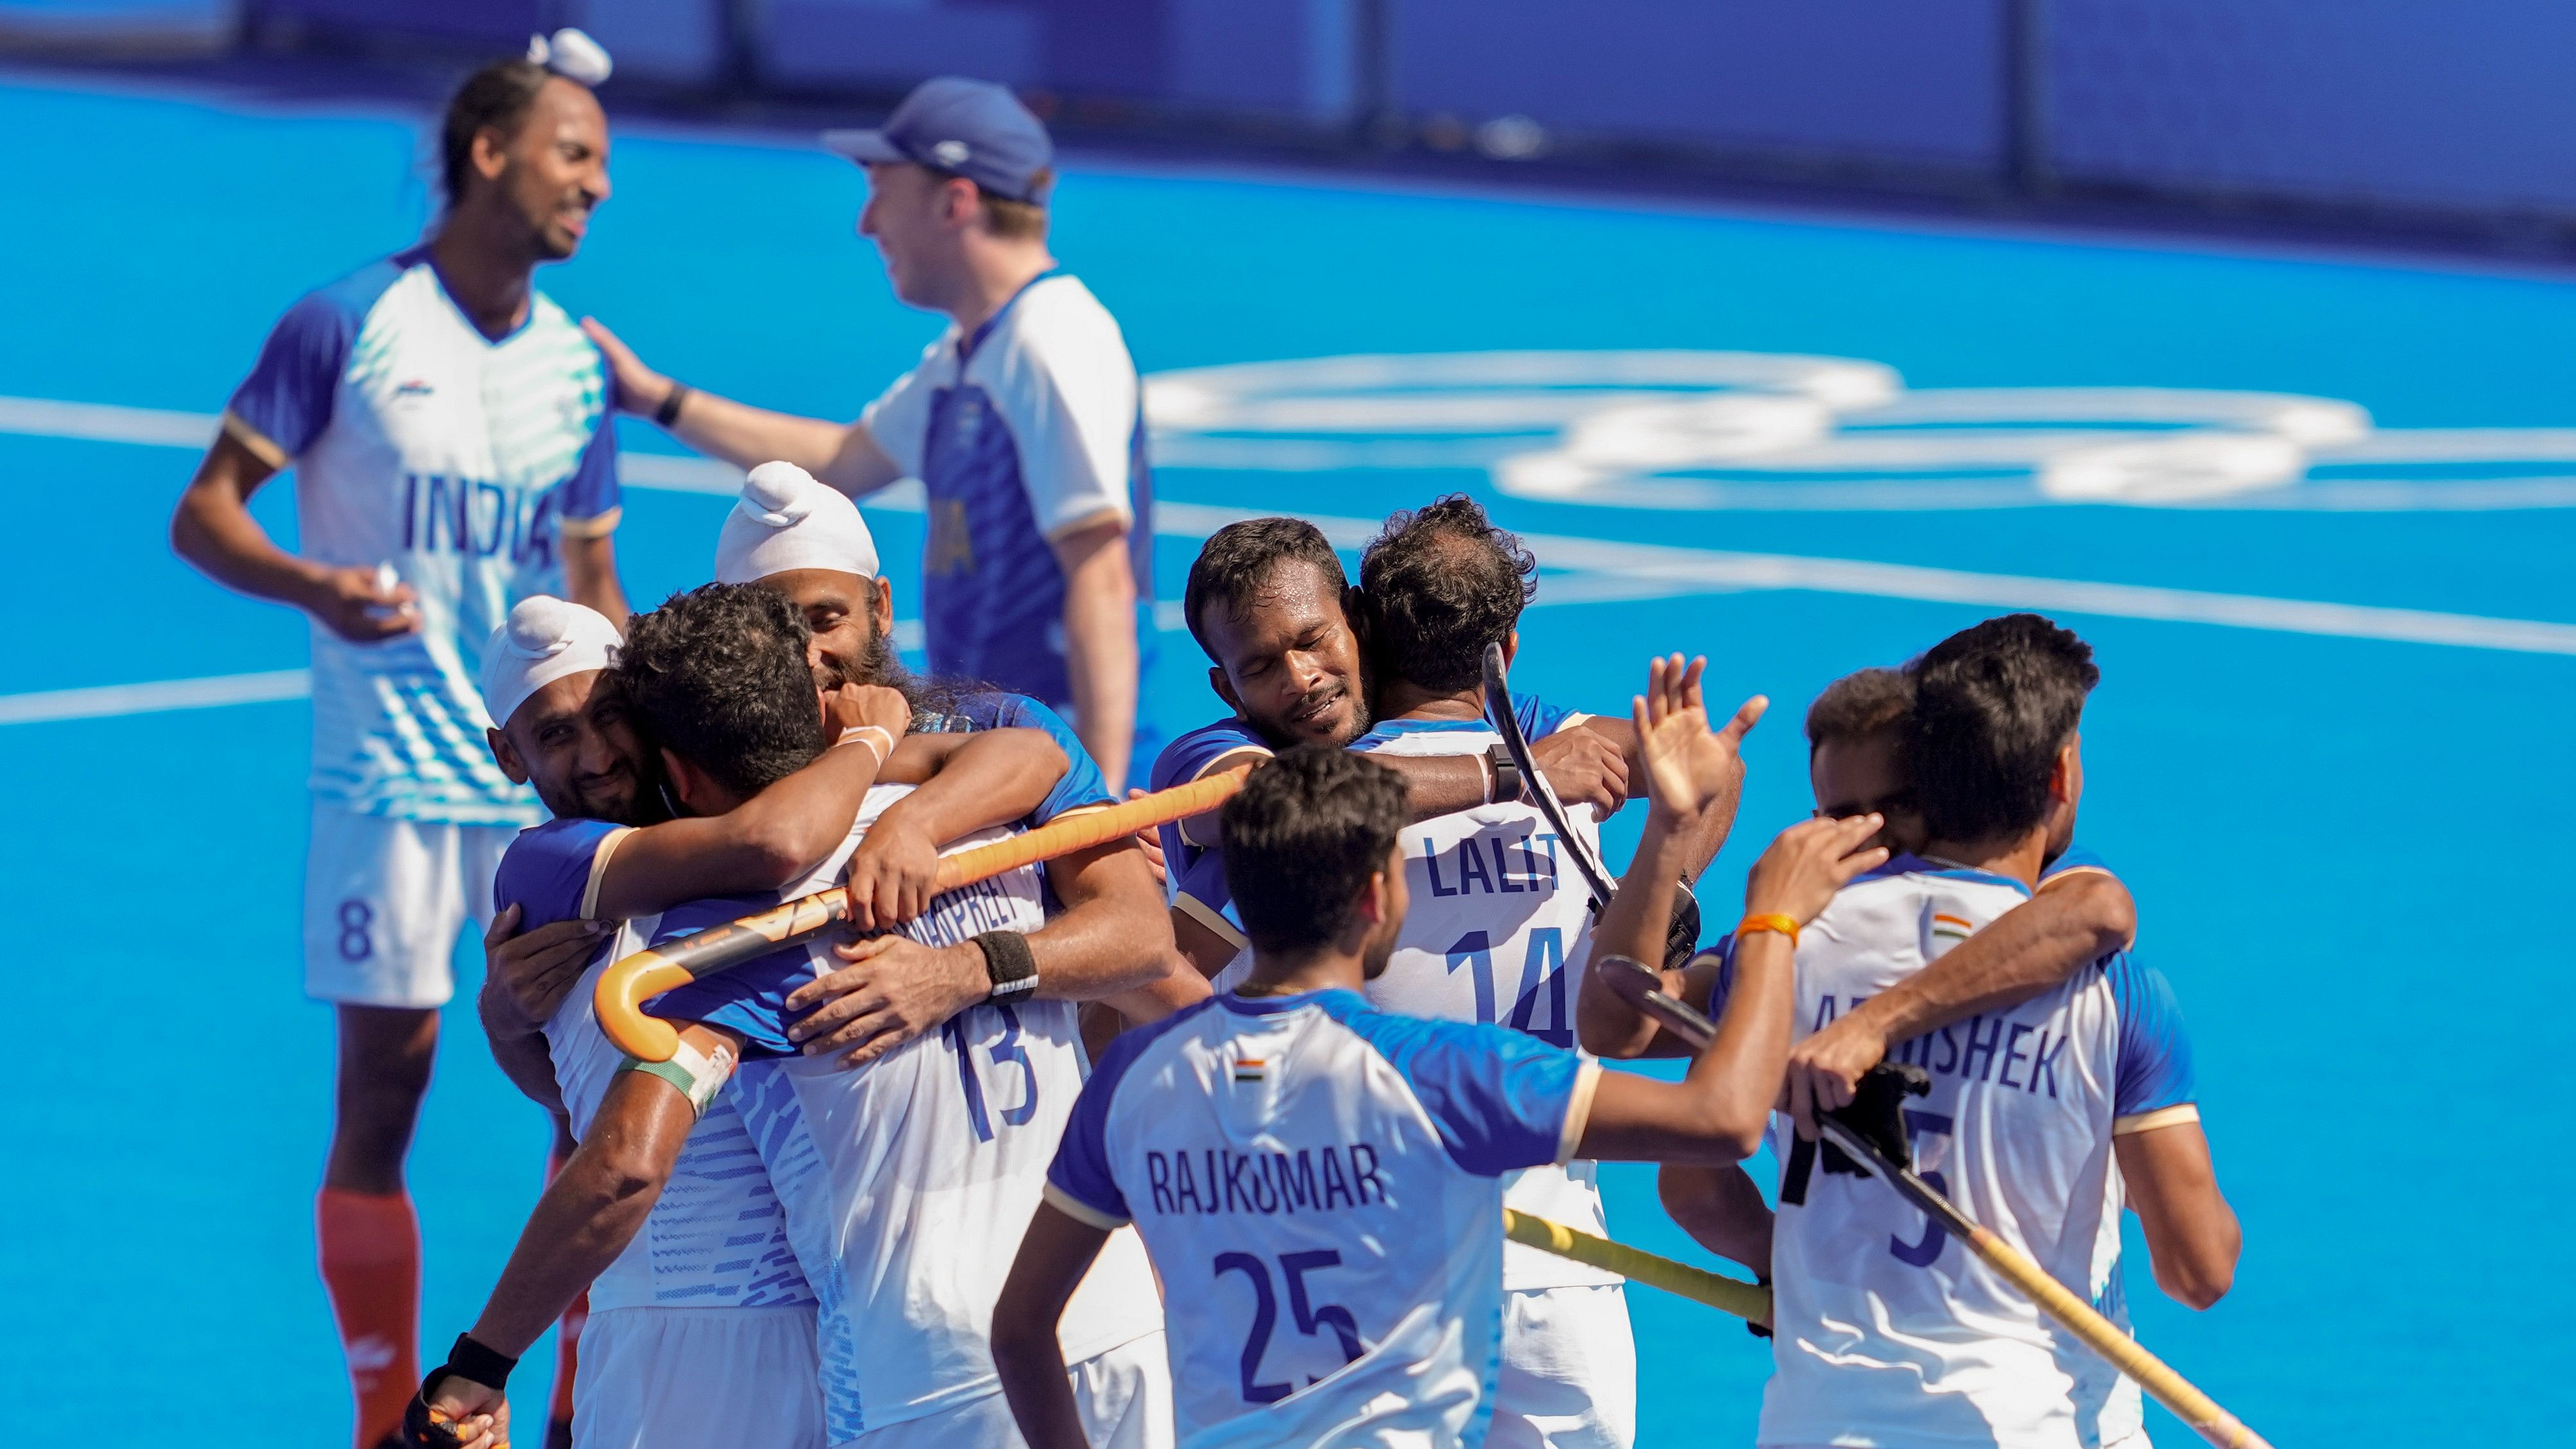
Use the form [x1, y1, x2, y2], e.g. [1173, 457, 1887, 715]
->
[654, 381, 692, 428]
[1484, 743, 1524, 805]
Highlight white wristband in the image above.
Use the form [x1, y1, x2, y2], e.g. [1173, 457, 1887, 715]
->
[837, 724, 895, 762]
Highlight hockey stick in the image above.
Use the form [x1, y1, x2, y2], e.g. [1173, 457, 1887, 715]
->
[1591, 956, 2274, 1449]
[1479, 642, 1702, 965]
[1504, 1209, 1770, 1323]
[595, 767, 1253, 1062]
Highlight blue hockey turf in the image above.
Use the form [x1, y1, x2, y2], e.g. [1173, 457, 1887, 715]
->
[5, 69, 2572, 1445]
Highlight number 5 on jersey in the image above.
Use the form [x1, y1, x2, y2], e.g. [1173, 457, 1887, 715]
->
[1215, 1249, 1365, 1403]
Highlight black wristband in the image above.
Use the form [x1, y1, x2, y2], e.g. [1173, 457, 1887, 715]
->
[438, 1333, 518, 1393]
[1484, 743, 1524, 805]
[973, 930, 1037, 1001]
[653, 381, 691, 428]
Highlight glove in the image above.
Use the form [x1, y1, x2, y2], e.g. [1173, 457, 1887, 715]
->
[402, 1334, 519, 1448]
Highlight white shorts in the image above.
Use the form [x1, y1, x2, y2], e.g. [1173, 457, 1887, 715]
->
[833, 1333, 1174, 1449]
[302, 800, 512, 1008]
[1488, 1283, 1637, 1449]
[573, 1304, 825, 1449]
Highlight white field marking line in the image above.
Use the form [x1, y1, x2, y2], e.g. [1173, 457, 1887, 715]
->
[0, 668, 313, 724]
[1155, 501, 2576, 656]
[11, 394, 2573, 657]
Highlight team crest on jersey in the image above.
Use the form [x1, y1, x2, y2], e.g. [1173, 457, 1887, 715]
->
[393, 378, 434, 398]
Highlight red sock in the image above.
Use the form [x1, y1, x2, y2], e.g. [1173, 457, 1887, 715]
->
[317, 1188, 420, 1449]
[546, 1149, 587, 1434]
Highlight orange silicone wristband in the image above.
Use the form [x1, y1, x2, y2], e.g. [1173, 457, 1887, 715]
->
[1736, 912, 1800, 946]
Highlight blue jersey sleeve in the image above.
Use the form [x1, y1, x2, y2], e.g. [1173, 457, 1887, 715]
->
[968, 693, 1113, 824]
[635, 895, 807, 1056]
[1174, 848, 1234, 920]
[1518, 693, 1579, 742]
[2042, 843, 2119, 885]
[226, 287, 362, 460]
[556, 411, 621, 527]
[1049, 999, 1214, 1227]
[1151, 718, 1269, 899]
[1324, 1001, 1591, 1176]
[1152, 718, 1269, 791]
[2107, 953, 2195, 1119]
[1046, 1063, 1135, 1227]
[1697, 934, 1739, 1018]
[492, 818, 624, 927]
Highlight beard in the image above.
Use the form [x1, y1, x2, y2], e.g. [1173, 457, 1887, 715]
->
[816, 617, 998, 733]
[1251, 676, 1370, 751]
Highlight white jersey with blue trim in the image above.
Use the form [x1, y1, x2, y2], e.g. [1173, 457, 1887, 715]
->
[1350, 717, 1617, 1291]
[1045, 988, 1601, 1449]
[493, 819, 812, 1314]
[1751, 856, 2198, 1449]
[225, 248, 621, 823]
[646, 780, 1163, 1441]
[861, 271, 1153, 721]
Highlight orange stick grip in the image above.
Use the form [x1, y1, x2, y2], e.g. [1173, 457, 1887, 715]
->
[929, 766, 1251, 892]
[596, 766, 1251, 1061]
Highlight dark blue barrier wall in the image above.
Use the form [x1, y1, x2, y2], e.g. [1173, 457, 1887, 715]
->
[1391, 0, 2004, 171]
[2045, 0, 2576, 214]
[203, 0, 2576, 225]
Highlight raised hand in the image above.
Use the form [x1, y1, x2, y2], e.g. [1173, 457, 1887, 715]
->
[1743, 811, 1889, 930]
[1629, 653, 1766, 826]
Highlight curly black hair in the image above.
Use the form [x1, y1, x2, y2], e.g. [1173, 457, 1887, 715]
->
[615, 583, 827, 798]
[1356, 495, 1537, 694]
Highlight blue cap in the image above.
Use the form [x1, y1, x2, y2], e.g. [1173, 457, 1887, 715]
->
[823, 77, 1054, 205]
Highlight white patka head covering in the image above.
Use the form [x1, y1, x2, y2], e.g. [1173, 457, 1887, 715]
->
[714, 460, 882, 585]
[479, 594, 623, 728]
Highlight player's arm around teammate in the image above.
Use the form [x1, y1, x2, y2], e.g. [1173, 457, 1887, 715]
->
[1572, 655, 1886, 1138]
[777, 776, 1185, 1065]
[479, 696, 1074, 1032]
[992, 721, 1881, 1449]
[1775, 664, 2140, 1136]
[1151, 517, 1633, 977]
